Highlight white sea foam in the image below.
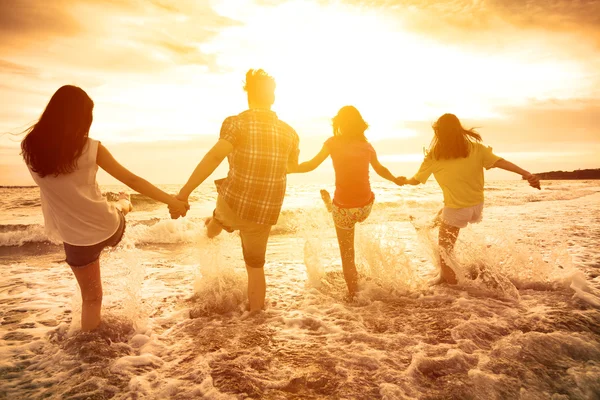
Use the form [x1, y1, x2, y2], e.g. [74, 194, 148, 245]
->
[1, 181, 599, 399]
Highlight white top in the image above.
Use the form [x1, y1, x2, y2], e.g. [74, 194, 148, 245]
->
[27, 138, 120, 246]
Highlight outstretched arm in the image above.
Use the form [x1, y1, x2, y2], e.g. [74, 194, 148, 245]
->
[178, 139, 234, 200]
[371, 153, 403, 185]
[96, 144, 188, 215]
[492, 159, 541, 189]
[289, 145, 329, 173]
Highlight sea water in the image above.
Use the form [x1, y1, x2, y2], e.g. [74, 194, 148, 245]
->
[1, 180, 599, 399]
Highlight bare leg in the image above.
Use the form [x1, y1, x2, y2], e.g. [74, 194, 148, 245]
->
[246, 265, 266, 312]
[431, 208, 443, 228]
[204, 217, 223, 239]
[115, 192, 133, 216]
[438, 222, 460, 284]
[320, 190, 333, 213]
[335, 225, 358, 298]
[70, 259, 103, 331]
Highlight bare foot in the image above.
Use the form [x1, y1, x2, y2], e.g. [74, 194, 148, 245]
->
[343, 292, 356, 303]
[241, 309, 263, 320]
[440, 272, 458, 285]
[204, 216, 223, 239]
[320, 189, 333, 213]
[118, 192, 133, 212]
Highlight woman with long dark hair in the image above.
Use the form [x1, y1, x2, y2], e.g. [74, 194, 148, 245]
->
[398, 113, 540, 284]
[22, 85, 188, 331]
[290, 106, 402, 298]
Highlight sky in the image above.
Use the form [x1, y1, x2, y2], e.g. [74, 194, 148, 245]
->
[1, 0, 599, 185]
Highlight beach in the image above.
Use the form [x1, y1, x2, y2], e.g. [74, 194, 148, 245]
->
[1, 180, 599, 399]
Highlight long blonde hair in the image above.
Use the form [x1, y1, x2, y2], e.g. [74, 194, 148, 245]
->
[427, 113, 482, 160]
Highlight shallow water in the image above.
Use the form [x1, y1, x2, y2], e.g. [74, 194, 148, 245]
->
[1, 181, 600, 399]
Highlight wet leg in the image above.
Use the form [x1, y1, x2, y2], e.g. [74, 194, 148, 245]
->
[71, 259, 103, 331]
[320, 190, 333, 213]
[246, 265, 266, 312]
[438, 222, 460, 284]
[335, 225, 358, 298]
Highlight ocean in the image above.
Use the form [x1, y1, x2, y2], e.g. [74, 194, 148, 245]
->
[1, 180, 599, 399]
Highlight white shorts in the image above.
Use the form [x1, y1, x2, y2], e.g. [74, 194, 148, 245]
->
[441, 203, 484, 228]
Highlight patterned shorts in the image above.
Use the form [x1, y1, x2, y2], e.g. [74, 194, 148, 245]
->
[331, 200, 374, 230]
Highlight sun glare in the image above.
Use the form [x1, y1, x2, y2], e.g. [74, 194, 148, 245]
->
[210, 1, 430, 140]
[205, 0, 587, 142]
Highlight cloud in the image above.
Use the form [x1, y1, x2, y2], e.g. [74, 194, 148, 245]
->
[0, 60, 38, 77]
[0, 0, 241, 74]
[368, 98, 600, 158]
[329, 0, 600, 52]
[482, 99, 600, 146]
[489, 0, 600, 31]
[0, 0, 80, 41]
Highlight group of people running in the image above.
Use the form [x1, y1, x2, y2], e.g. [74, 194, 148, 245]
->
[20, 69, 541, 332]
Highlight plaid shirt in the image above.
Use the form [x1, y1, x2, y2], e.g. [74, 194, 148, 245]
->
[217, 109, 299, 225]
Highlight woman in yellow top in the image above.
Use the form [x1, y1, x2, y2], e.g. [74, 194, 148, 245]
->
[398, 113, 540, 285]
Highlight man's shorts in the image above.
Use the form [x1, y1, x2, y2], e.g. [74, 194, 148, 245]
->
[63, 210, 126, 267]
[331, 199, 374, 230]
[441, 203, 484, 228]
[212, 195, 272, 269]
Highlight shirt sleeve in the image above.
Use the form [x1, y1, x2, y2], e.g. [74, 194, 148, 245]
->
[413, 156, 436, 184]
[219, 116, 238, 147]
[480, 143, 503, 170]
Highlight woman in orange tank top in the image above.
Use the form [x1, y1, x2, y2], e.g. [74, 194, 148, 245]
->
[290, 106, 403, 298]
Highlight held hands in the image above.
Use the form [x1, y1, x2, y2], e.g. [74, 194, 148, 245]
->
[168, 193, 190, 219]
[394, 176, 408, 186]
[523, 173, 541, 190]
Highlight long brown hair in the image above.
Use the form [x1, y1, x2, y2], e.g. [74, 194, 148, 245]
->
[21, 85, 94, 177]
[332, 106, 368, 141]
[427, 113, 482, 160]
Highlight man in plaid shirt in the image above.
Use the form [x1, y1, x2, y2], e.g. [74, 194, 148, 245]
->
[174, 69, 300, 312]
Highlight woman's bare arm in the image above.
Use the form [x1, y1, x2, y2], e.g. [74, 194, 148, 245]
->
[289, 145, 330, 173]
[96, 144, 189, 214]
[493, 159, 541, 189]
[370, 153, 399, 183]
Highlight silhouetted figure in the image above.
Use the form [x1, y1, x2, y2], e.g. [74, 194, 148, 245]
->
[290, 106, 403, 298]
[21, 85, 188, 331]
[171, 69, 300, 312]
[397, 113, 540, 285]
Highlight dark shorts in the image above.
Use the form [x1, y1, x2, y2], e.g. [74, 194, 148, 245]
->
[63, 211, 126, 267]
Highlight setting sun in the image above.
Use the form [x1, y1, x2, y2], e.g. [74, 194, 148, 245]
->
[1, 1, 600, 399]
[2, 0, 599, 185]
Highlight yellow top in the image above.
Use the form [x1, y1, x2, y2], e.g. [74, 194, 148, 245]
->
[413, 142, 502, 208]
